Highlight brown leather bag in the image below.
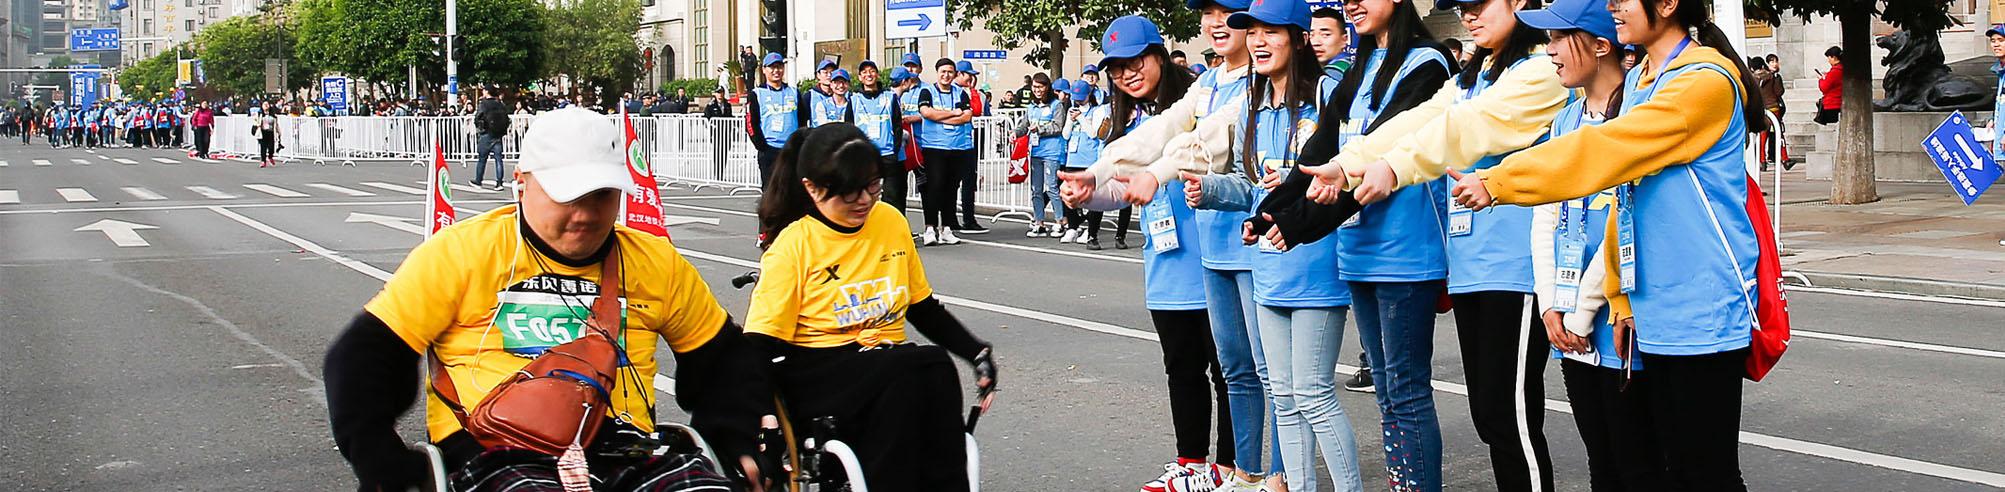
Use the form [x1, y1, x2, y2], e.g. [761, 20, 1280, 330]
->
[430, 242, 627, 456]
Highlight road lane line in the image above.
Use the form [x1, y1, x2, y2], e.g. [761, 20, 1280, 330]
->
[120, 187, 168, 200]
[206, 206, 392, 282]
[0, 190, 17, 204]
[1792, 330, 2005, 360]
[186, 186, 239, 199]
[56, 188, 98, 202]
[361, 181, 427, 195]
[0, 198, 514, 215]
[72, 159, 91, 165]
[99, 270, 326, 407]
[306, 183, 377, 197]
[153, 157, 181, 164]
[0, 160, 8, 167]
[113, 158, 139, 165]
[244, 184, 310, 198]
[1790, 285, 2005, 309]
[33, 159, 52, 166]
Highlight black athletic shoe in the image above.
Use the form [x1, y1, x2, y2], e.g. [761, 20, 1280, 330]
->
[1115, 237, 1129, 250]
[1343, 367, 1375, 393]
[1087, 237, 1103, 250]
[960, 222, 990, 234]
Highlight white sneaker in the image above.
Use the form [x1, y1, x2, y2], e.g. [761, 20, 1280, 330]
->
[1211, 476, 1262, 492]
[920, 227, 939, 246]
[1073, 229, 1094, 244]
[1026, 224, 1046, 238]
[1163, 463, 1224, 492]
[1143, 462, 1191, 492]
[937, 227, 963, 245]
[1048, 226, 1067, 238]
[1059, 227, 1080, 243]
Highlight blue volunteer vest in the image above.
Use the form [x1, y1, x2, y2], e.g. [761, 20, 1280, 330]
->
[1063, 104, 1107, 169]
[809, 89, 850, 127]
[852, 90, 899, 157]
[1335, 47, 1453, 282]
[1134, 111, 1209, 310]
[1444, 56, 1546, 295]
[917, 83, 973, 150]
[1248, 78, 1350, 308]
[1027, 99, 1067, 160]
[753, 84, 801, 148]
[1192, 66, 1259, 271]
[1543, 100, 1638, 370]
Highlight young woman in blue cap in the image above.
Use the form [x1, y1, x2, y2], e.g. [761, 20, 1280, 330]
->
[746, 53, 810, 189]
[1517, 0, 1669, 487]
[1447, 0, 1772, 487]
[852, 61, 909, 211]
[810, 69, 855, 128]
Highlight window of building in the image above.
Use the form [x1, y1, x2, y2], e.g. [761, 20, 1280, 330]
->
[186, 20, 194, 31]
[143, 42, 154, 57]
[693, 0, 708, 74]
[143, 19, 153, 35]
[209, 6, 218, 18]
[185, 0, 193, 6]
[847, 0, 868, 40]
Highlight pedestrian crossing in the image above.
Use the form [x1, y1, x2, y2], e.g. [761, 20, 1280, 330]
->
[33, 159, 52, 166]
[0, 179, 510, 205]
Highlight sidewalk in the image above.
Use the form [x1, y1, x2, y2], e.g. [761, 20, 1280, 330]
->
[1768, 168, 2005, 299]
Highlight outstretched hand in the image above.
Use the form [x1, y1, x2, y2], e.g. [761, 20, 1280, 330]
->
[1299, 164, 1348, 205]
[1119, 173, 1160, 206]
[1446, 169, 1494, 211]
[1181, 172, 1205, 208]
[1058, 171, 1097, 208]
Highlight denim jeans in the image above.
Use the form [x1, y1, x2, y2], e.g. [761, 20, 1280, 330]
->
[473, 133, 506, 186]
[1028, 157, 1062, 223]
[1256, 305, 1365, 492]
[1203, 268, 1279, 475]
[1350, 280, 1445, 492]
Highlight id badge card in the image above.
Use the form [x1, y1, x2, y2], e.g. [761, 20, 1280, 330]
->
[1146, 197, 1180, 254]
[1616, 185, 1637, 294]
[1553, 199, 1588, 313]
[1256, 234, 1284, 254]
[1447, 194, 1474, 237]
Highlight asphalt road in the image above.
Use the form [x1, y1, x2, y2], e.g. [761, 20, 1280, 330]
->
[2, 142, 2001, 491]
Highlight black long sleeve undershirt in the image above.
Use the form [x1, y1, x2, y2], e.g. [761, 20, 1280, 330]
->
[905, 296, 989, 362]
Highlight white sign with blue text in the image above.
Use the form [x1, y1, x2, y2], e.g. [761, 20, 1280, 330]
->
[1922, 111, 2001, 205]
[887, 0, 947, 40]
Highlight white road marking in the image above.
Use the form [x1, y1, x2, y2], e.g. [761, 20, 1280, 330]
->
[152, 157, 181, 164]
[244, 184, 309, 198]
[100, 270, 325, 407]
[120, 187, 168, 200]
[0, 198, 514, 215]
[0, 160, 8, 167]
[1791, 285, 2005, 309]
[72, 159, 91, 165]
[73, 219, 157, 247]
[113, 158, 139, 165]
[306, 183, 376, 197]
[344, 212, 426, 234]
[207, 207, 392, 282]
[56, 188, 98, 202]
[360, 181, 427, 195]
[33, 159, 52, 166]
[186, 186, 239, 199]
[415, 180, 499, 194]
[0, 190, 17, 204]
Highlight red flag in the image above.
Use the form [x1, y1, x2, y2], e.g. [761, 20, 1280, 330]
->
[620, 109, 670, 240]
[426, 140, 456, 237]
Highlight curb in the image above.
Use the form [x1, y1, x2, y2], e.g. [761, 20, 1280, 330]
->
[1786, 270, 2005, 302]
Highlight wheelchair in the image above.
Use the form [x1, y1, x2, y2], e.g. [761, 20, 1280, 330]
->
[732, 270, 986, 492]
[410, 419, 720, 492]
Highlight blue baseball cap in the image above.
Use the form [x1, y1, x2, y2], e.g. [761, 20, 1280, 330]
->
[1515, 0, 1618, 43]
[1053, 78, 1072, 92]
[1989, 24, 2005, 37]
[1185, 0, 1250, 9]
[888, 67, 914, 82]
[761, 53, 785, 66]
[1227, 0, 1312, 30]
[1082, 64, 1099, 74]
[1098, 15, 1165, 68]
[830, 68, 851, 81]
[858, 59, 879, 70]
[816, 59, 837, 72]
[955, 60, 980, 75]
[1192, 63, 1207, 74]
[1067, 79, 1094, 101]
[902, 53, 923, 66]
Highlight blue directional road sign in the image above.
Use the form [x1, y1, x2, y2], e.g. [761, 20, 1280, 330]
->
[1921, 111, 2002, 205]
[963, 50, 1007, 60]
[887, 0, 947, 40]
[69, 28, 120, 52]
[69, 66, 102, 106]
[321, 76, 351, 114]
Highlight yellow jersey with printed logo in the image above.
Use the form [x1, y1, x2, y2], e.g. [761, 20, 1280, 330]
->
[747, 202, 934, 348]
[365, 205, 729, 440]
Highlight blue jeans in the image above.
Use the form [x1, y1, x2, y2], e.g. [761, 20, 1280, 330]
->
[1350, 280, 1445, 492]
[473, 133, 505, 186]
[1203, 268, 1279, 475]
[1028, 157, 1062, 223]
[1256, 305, 1365, 492]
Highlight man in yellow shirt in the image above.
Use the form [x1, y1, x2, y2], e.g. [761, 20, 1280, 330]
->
[324, 107, 777, 491]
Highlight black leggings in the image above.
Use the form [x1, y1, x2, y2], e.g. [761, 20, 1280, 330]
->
[921, 148, 972, 227]
[1640, 348, 1748, 491]
[1151, 309, 1232, 463]
[259, 134, 277, 162]
[1449, 291, 1553, 492]
[773, 343, 969, 492]
[1560, 359, 1666, 491]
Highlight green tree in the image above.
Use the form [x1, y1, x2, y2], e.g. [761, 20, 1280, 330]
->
[196, 15, 319, 95]
[459, 0, 549, 89]
[297, 0, 444, 89]
[117, 49, 182, 97]
[1747, 0, 1958, 204]
[33, 56, 81, 88]
[543, 0, 642, 106]
[948, 0, 1199, 77]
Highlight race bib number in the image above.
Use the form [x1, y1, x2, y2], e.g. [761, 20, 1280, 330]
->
[491, 277, 627, 358]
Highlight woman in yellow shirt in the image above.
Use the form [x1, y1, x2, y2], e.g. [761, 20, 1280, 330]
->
[746, 123, 997, 492]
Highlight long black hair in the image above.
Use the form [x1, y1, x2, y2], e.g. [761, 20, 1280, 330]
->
[756, 123, 884, 249]
[1457, 0, 1549, 90]
[1553, 29, 1626, 118]
[1102, 44, 1196, 142]
[1641, 0, 1767, 133]
[1241, 24, 1325, 176]
[1334, 0, 1442, 116]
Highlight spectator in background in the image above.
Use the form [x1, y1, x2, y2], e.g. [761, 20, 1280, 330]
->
[667, 89, 692, 114]
[953, 60, 991, 235]
[1751, 56, 1787, 170]
[1816, 46, 1843, 125]
[740, 46, 760, 91]
[703, 88, 733, 118]
[1170, 49, 1189, 68]
[191, 102, 215, 158]
[1443, 37, 1466, 70]
[1310, 7, 1353, 79]
[472, 87, 512, 190]
[1766, 53, 1781, 79]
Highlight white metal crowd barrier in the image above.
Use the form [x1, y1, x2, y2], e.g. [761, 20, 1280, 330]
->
[205, 112, 1049, 221]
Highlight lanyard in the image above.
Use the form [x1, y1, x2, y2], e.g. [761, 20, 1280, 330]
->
[1554, 197, 1590, 312]
[1650, 37, 1692, 89]
[1615, 184, 1637, 294]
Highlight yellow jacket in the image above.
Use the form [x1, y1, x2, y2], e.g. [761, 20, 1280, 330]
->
[1332, 55, 1567, 187]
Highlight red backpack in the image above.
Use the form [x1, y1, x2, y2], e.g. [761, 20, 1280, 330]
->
[1742, 175, 1791, 381]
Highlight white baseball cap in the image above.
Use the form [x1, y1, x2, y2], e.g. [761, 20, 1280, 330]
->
[516, 107, 638, 203]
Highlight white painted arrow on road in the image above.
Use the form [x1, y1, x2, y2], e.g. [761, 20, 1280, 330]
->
[75, 219, 159, 247]
[662, 214, 721, 227]
[345, 212, 426, 235]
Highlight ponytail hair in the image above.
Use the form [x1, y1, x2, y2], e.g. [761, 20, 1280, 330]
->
[1643, 0, 1767, 133]
[756, 123, 884, 249]
[1458, 0, 1548, 90]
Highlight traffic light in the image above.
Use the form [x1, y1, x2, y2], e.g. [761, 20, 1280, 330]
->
[451, 34, 466, 62]
[429, 35, 442, 58]
[759, 0, 786, 57]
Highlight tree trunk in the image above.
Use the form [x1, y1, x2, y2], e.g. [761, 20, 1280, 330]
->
[1830, 6, 1878, 204]
[1046, 29, 1067, 81]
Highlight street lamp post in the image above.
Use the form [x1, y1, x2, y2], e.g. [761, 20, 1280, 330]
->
[446, 0, 458, 109]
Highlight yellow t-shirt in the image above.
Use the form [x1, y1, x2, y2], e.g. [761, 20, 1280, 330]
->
[364, 205, 729, 440]
[747, 202, 934, 348]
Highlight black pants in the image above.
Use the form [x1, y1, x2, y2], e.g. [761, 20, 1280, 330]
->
[773, 343, 970, 492]
[756, 146, 779, 190]
[195, 127, 212, 157]
[259, 134, 276, 162]
[956, 153, 980, 227]
[1640, 348, 1747, 491]
[1814, 107, 1839, 125]
[1449, 291, 1553, 492]
[1152, 309, 1234, 463]
[921, 148, 970, 227]
[881, 155, 909, 212]
[1084, 207, 1132, 241]
[1561, 359, 1667, 492]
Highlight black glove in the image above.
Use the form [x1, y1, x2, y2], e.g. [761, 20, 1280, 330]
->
[352, 446, 428, 492]
[972, 347, 997, 395]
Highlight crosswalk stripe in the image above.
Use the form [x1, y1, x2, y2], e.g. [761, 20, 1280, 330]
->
[113, 158, 138, 165]
[56, 188, 98, 202]
[418, 180, 500, 194]
[72, 159, 91, 165]
[0, 190, 17, 204]
[186, 186, 239, 199]
[305, 183, 376, 197]
[33, 159, 52, 166]
[0, 160, 8, 167]
[244, 184, 310, 198]
[153, 158, 181, 164]
[360, 181, 427, 195]
[121, 187, 168, 200]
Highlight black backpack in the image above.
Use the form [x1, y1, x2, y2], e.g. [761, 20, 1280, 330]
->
[477, 101, 510, 135]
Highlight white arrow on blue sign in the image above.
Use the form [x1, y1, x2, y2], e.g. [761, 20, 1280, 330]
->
[69, 28, 120, 52]
[887, 0, 947, 40]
